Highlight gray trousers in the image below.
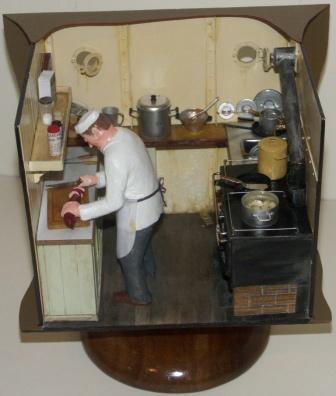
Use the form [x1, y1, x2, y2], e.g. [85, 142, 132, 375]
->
[118, 225, 155, 304]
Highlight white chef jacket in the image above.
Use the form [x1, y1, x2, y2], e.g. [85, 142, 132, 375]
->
[79, 127, 163, 258]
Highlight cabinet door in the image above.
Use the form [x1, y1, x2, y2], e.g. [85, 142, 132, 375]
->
[37, 244, 98, 321]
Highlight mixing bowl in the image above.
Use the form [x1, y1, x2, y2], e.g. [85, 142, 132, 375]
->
[178, 108, 209, 132]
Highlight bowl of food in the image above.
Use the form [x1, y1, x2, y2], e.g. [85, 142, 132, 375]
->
[178, 108, 210, 132]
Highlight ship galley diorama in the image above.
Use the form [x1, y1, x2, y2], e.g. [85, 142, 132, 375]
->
[3, 5, 331, 392]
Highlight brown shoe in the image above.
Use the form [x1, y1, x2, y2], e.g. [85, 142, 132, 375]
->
[113, 291, 151, 306]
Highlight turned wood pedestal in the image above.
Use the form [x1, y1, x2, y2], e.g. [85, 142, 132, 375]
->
[83, 326, 270, 393]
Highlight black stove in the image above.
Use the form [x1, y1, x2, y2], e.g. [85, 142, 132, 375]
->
[213, 163, 314, 324]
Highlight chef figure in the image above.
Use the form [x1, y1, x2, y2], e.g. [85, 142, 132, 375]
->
[61, 110, 163, 305]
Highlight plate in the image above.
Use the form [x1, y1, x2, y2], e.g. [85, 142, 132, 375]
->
[254, 89, 283, 112]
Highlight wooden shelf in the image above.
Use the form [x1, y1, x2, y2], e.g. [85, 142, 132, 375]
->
[28, 87, 72, 172]
[67, 123, 228, 149]
[132, 123, 227, 149]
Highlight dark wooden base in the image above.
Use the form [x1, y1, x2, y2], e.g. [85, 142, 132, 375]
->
[82, 326, 270, 393]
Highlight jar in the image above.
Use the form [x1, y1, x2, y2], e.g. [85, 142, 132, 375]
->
[47, 124, 62, 156]
[39, 96, 54, 126]
[258, 137, 288, 180]
[52, 120, 63, 137]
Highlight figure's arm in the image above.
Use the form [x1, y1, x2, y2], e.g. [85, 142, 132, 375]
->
[78, 171, 105, 188]
[95, 171, 106, 188]
[78, 157, 127, 221]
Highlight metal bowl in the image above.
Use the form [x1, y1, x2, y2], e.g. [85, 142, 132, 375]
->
[178, 108, 209, 132]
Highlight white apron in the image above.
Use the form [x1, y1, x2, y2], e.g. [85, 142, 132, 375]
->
[116, 199, 138, 259]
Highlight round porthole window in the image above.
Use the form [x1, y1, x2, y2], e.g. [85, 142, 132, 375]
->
[237, 46, 257, 63]
[71, 47, 103, 77]
[234, 43, 259, 66]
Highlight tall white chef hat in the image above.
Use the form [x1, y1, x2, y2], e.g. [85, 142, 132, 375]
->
[75, 109, 100, 134]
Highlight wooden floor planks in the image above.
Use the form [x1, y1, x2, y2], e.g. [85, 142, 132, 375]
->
[100, 213, 228, 328]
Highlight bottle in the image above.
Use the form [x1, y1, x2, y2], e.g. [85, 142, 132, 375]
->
[39, 96, 54, 126]
[47, 124, 62, 156]
[52, 120, 63, 137]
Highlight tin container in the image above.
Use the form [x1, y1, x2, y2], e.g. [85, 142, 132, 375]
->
[258, 137, 288, 180]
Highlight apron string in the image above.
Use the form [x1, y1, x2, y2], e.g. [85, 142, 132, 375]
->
[137, 177, 167, 207]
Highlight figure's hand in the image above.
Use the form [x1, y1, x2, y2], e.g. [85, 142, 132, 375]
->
[61, 201, 80, 218]
[69, 186, 85, 200]
[78, 175, 98, 188]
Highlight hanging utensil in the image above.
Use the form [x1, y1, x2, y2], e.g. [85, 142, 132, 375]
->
[190, 97, 219, 120]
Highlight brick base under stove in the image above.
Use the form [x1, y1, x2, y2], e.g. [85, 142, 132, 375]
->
[233, 284, 298, 316]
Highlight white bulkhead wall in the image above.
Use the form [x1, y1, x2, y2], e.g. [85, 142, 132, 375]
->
[46, 18, 288, 213]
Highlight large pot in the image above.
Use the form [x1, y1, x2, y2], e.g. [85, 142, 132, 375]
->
[129, 94, 178, 140]
[241, 191, 279, 228]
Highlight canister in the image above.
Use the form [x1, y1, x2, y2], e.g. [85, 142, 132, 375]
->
[258, 137, 288, 180]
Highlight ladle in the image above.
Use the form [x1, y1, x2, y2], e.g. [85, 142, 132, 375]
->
[190, 97, 219, 120]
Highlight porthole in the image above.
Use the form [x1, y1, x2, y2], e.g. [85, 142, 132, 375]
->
[237, 45, 257, 63]
[233, 43, 259, 66]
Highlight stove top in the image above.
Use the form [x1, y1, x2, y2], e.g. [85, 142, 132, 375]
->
[226, 190, 298, 236]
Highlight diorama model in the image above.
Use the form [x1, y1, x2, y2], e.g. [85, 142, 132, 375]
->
[3, 4, 331, 392]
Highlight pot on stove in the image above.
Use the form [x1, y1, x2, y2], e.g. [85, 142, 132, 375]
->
[129, 94, 178, 140]
[241, 190, 279, 228]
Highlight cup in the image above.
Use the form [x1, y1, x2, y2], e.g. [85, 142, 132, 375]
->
[102, 106, 124, 126]
[259, 108, 281, 136]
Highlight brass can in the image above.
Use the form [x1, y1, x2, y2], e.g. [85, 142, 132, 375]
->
[258, 137, 288, 180]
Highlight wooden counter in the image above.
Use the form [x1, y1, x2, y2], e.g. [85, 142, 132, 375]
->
[36, 163, 97, 245]
[35, 162, 103, 322]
